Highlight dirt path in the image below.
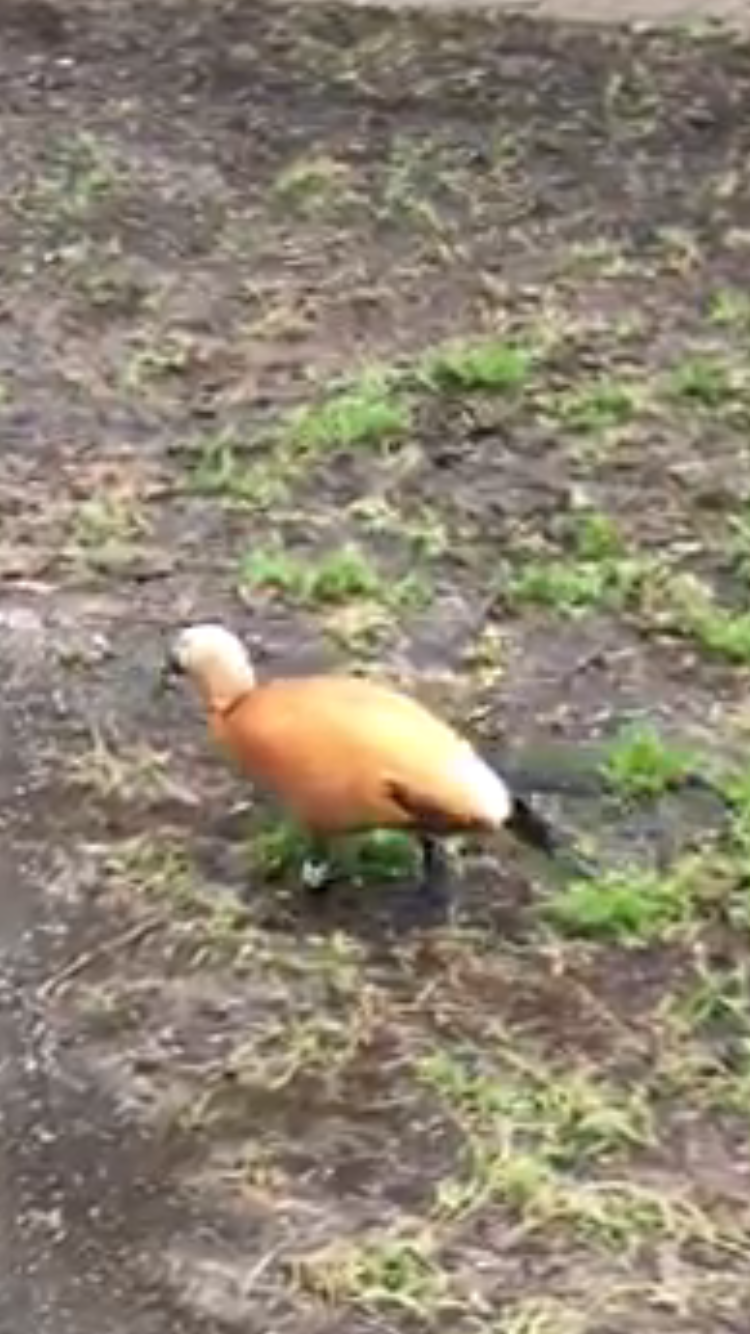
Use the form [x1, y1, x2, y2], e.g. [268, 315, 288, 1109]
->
[2, 1, 750, 1331]
[0, 611, 209, 1334]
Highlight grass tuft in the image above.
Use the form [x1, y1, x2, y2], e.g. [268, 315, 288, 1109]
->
[603, 721, 699, 798]
[248, 817, 420, 885]
[419, 1045, 712, 1251]
[272, 154, 357, 218]
[654, 572, 750, 663]
[239, 541, 428, 617]
[240, 543, 380, 605]
[187, 432, 288, 507]
[421, 339, 532, 393]
[421, 1047, 653, 1168]
[567, 510, 625, 560]
[555, 376, 639, 434]
[28, 130, 122, 223]
[292, 1230, 450, 1315]
[544, 857, 712, 943]
[506, 553, 650, 616]
[709, 287, 750, 330]
[667, 355, 738, 409]
[288, 372, 410, 454]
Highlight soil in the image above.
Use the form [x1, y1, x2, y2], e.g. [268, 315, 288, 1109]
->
[2, 1, 750, 1332]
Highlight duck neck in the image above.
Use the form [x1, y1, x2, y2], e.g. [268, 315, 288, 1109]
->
[203, 663, 256, 717]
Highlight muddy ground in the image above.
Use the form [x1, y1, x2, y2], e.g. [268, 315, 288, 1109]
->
[2, 0, 750, 1330]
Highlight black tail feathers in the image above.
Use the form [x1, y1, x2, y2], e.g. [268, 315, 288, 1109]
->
[506, 795, 560, 857]
[506, 794, 597, 880]
[488, 743, 731, 884]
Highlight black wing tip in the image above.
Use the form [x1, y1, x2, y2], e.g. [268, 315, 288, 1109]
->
[506, 795, 559, 855]
[507, 794, 598, 879]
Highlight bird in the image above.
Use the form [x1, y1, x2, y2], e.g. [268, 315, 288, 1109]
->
[159, 622, 589, 908]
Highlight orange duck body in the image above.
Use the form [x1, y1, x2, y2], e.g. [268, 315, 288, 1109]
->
[210, 674, 509, 838]
[163, 622, 568, 906]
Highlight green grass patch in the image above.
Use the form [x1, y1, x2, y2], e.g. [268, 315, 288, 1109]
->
[240, 543, 381, 605]
[247, 819, 314, 881]
[272, 154, 357, 218]
[602, 721, 699, 798]
[655, 572, 750, 663]
[123, 335, 192, 390]
[656, 958, 750, 1114]
[340, 829, 422, 883]
[688, 606, 750, 661]
[506, 512, 652, 616]
[544, 857, 711, 943]
[239, 541, 428, 615]
[420, 338, 532, 393]
[287, 372, 410, 454]
[506, 551, 651, 616]
[303, 546, 383, 604]
[28, 130, 122, 222]
[721, 765, 750, 831]
[709, 287, 750, 330]
[494, 1296, 588, 1334]
[672, 958, 750, 1035]
[666, 354, 738, 409]
[566, 510, 626, 560]
[417, 1045, 713, 1250]
[293, 1229, 449, 1315]
[187, 432, 289, 507]
[249, 817, 420, 885]
[69, 492, 147, 549]
[554, 376, 640, 434]
[507, 558, 614, 612]
[727, 511, 750, 583]
[420, 1047, 653, 1168]
[65, 490, 150, 574]
[350, 495, 449, 559]
[377, 134, 456, 232]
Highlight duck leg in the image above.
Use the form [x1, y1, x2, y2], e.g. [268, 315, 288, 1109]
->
[419, 834, 451, 897]
[387, 833, 451, 934]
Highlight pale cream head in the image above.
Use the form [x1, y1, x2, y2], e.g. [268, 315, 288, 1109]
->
[167, 623, 255, 710]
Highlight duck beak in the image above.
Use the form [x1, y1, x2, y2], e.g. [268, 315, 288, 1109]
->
[155, 648, 182, 698]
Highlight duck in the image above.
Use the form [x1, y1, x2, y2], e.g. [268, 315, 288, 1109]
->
[160, 622, 582, 903]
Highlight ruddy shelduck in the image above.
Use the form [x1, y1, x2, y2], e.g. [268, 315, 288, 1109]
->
[161, 623, 575, 901]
